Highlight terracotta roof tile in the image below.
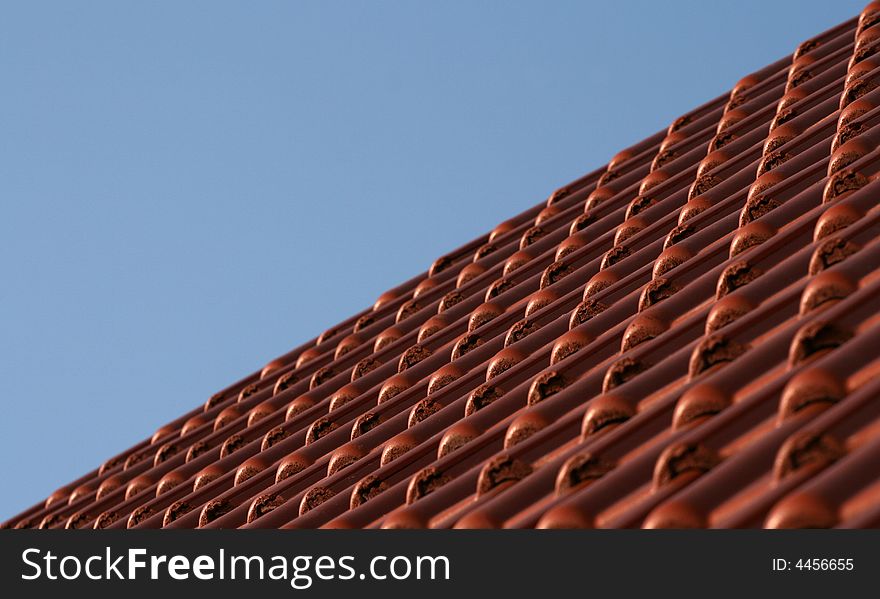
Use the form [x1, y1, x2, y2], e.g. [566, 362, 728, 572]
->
[5, 4, 880, 530]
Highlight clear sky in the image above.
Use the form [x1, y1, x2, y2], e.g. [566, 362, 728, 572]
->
[0, 1, 865, 519]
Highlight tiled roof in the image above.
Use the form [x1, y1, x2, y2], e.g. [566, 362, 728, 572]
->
[6, 4, 880, 530]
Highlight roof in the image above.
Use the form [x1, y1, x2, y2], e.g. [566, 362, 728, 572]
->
[5, 3, 880, 530]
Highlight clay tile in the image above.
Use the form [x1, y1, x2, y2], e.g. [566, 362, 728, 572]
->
[428, 363, 464, 394]
[829, 138, 873, 176]
[457, 262, 487, 287]
[581, 395, 635, 437]
[382, 432, 418, 465]
[809, 237, 861, 276]
[540, 260, 575, 289]
[378, 373, 411, 403]
[281, 394, 313, 421]
[153, 441, 180, 467]
[308, 366, 336, 390]
[688, 334, 749, 378]
[705, 294, 756, 333]
[599, 245, 631, 271]
[813, 203, 864, 241]
[788, 322, 854, 368]
[621, 312, 669, 352]
[125, 506, 154, 529]
[213, 405, 241, 432]
[156, 471, 186, 496]
[305, 416, 338, 445]
[417, 315, 449, 343]
[328, 444, 366, 476]
[729, 221, 777, 257]
[504, 411, 549, 448]
[125, 475, 153, 500]
[468, 302, 504, 332]
[489, 218, 517, 241]
[428, 255, 455, 277]
[272, 371, 299, 396]
[716, 260, 762, 298]
[351, 356, 381, 381]
[626, 195, 656, 219]
[295, 347, 321, 369]
[662, 222, 697, 250]
[779, 368, 846, 420]
[585, 187, 615, 211]
[525, 289, 560, 317]
[438, 421, 483, 458]
[688, 172, 723, 199]
[485, 277, 515, 300]
[569, 212, 597, 235]
[614, 216, 647, 246]
[181, 415, 207, 437]
[276, 452, 312, 482]
[672, 384, 732, 429]
[739, 194, 782, 227]
[555, 452, 616, 494]
[398, 344, 432, 372]
[652, 442, 721, 489]
[260, 358, 285, 379]
[300, 487, 336, 515]
[652, 245, 694, 278]
[800, 271, 858, 315]
[473, 242, 498, 261]
[261, 425, 290, 451]
[519, 225, 547, 249]
[353, 313, 375, 332]
[608, 148, 635, 169]
[413, 277, 440, 299]
[184, 441, 211, 463]
[765, 492, 837, 528]
[326, 386, 358, 413]
[247, 493, 286, 524]
[439, 289, 465, 311]
[406, 467, 452, 504]
[602, 357, 648, 392]
[696, 149, 731, 178]
[351, 411, 384, 438]
[464, 383, 503, 417]
[550, 330, 593, 365]
[193, 465, 224, 491]
[162, 500, 192, 527]
[771, 91, 808, 130]
[644, 500, 708, 529]
[773, 430, 845, 481]
[822, 168, 869, 203]
[678, 197, 713, 224]
[372, 290, 399, 311]
[395, 298, 422, 323]
[638, 277, 680, 311]
[96, 475, 123, 501]
[569, 298, 608, 329]
[199, 498, 232, 527]
[451, 332, 483, 360]
[535, 204, 562, 226]
[487, 346, 527, 379]
[151, 424, 176, 445]
[408, 397, 442, 427]
[583, 269, 619, 298]
[638, 170, 670, 196]
[334, 333, 363, 359]
[526, 370, 566, 405]
[476, 455, 533, 497]
[220, 433, 246, 459]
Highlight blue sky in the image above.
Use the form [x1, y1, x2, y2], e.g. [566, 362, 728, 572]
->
[0, 1, 865, 518]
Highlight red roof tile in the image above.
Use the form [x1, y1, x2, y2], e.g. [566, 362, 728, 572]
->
[5, 3, 880, 529]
